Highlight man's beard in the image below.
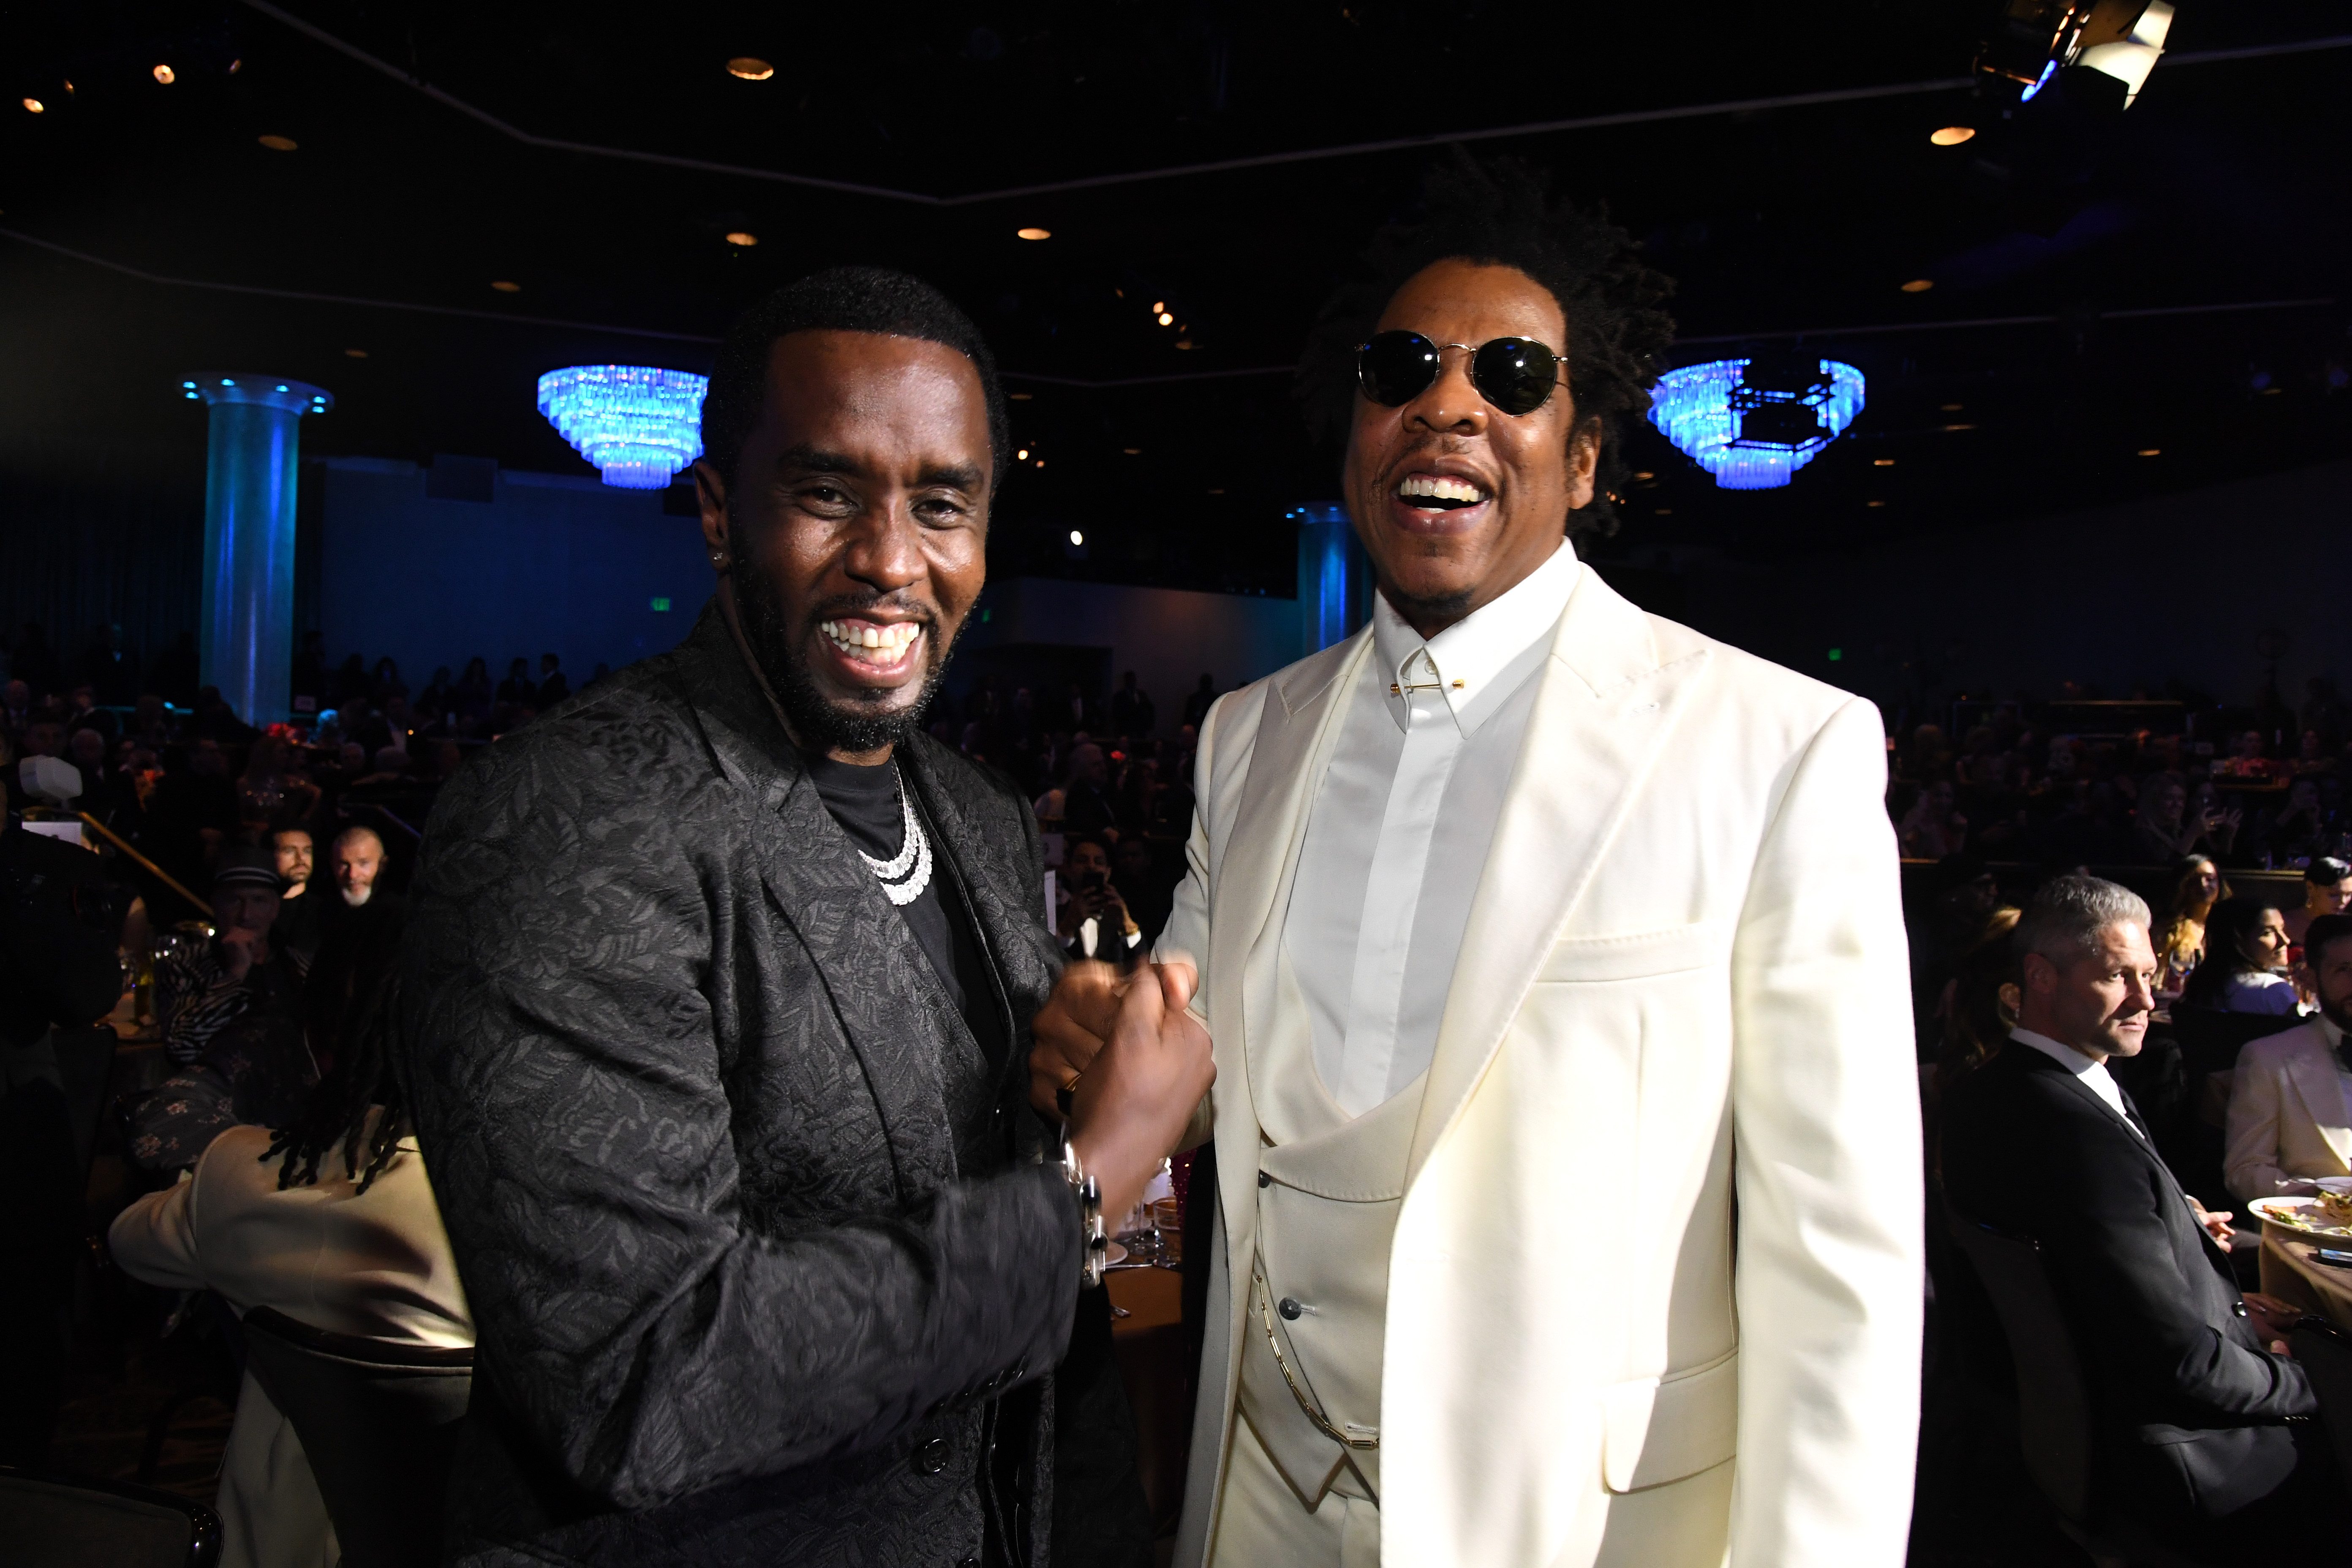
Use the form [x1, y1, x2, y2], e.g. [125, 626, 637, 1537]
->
[733, 566, 960, 754]
[2321, 989, 2352, 1037]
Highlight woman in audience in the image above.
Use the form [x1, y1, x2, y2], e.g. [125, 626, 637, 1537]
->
[2132, 771, 2200, 863]
[109, 977, 471, 1568]
[2183, 776, 2244, 861]
[1899, 776, 1968, 859]
[2180, 897, 2298, 1016]
[2156, 855, 2230, 999]
[1930, 905, 2023, 1105]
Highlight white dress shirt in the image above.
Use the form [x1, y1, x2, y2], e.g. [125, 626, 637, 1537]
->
[2008, 1027, 2145, 1138]
[1283, 542, 1581, 1116]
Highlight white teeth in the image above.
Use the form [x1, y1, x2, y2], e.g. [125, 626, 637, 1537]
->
[1398, 473, 1487, 504]
[820, 620, 921, 659]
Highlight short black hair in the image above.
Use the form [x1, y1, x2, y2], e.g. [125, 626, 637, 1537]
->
[2309, 856, 2352, 887]
[2306, 913, 2352, 973]
[1297, 150, 1677, 542]
[701, 265, 1010, 490]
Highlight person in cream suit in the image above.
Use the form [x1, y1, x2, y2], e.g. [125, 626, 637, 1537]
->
[1033, 159, 1921, 1568]
[2225, 913, 2352, 1205]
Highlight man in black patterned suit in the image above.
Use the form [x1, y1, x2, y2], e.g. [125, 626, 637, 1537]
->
[404, 267, 1212, 1568]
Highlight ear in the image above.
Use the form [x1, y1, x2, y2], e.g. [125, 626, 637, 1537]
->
[2022, 951, 2059, 994]
[1564, 415, 1601, 510]
[694, 460, 732, 572]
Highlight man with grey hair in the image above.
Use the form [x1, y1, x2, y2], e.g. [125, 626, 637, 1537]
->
[1943, 874, 2342, 1558]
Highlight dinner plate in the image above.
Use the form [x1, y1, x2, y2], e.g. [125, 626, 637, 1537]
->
[2316, 1177, 2352, 1196]
[2251, 1195, 2352, 1238]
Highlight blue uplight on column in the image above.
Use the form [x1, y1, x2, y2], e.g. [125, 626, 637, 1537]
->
[1292, 502, 1366, 655]
[188, 373, 332, 727]
[536, 365, 710, 489]
[1647, 357, 1866, 490]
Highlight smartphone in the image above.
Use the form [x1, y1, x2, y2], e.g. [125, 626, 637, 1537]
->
[2316, 1248, 2352, 1268]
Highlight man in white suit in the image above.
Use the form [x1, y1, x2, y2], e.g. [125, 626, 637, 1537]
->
[1034, 161, 1921, 1567]
[2226, 913, 2352, 1204]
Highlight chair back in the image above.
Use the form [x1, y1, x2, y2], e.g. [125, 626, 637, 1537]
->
[1941, 1204, 2096, 1523]
[0, 1465, 222, 1568]
[238, 1306, 473, 1568]
[2291, 1316, 2352, 1494]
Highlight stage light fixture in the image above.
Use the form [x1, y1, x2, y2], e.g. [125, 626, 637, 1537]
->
[1930, 126, 1976, 146]
[537, 365, 711, 490]
[152, 64, 175, 84]
[258, 134, 297, 150]
[1900, 278, 1935, 293]
[1016, 448, 1029, 460]
[22, 98, 43, 114]
[490, 280, 520, 293]
[1978, 1, 2174, 109]
[1157, 312, 1174, 325]
[725, 231, 758, 247]
[1647, 355, 1866, 491]
[1069, 530, 1084, 546]
[727, 57, 775, 80]
[344, 348, 368, 358]
[1017, 226, 1051, 240]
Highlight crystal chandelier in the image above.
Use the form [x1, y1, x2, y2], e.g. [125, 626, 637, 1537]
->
[1647, 357, 1866, 490]
[536, 365, 710, 489]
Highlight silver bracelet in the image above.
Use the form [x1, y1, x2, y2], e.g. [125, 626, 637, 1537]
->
[1062, 1139, 1108, 1288]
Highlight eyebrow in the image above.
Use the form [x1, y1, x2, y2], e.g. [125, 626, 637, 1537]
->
[773, 446, 985, 493]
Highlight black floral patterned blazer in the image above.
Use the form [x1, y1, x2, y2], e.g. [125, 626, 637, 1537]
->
[403, 604, 1096, 1567]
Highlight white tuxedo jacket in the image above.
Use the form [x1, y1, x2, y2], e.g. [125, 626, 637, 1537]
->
[2225, 1019, 2351, 1201]
[1162, 568, 1922, 1567]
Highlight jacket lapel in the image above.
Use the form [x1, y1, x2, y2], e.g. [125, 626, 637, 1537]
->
[2283, 1026, 2352, 1171]
[1407, 569, 1711, 1184]
[676, 609, 958, 1203]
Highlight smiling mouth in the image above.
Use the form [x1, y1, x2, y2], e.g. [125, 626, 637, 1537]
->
[819, 618, 923, 669]
[1396, 472, 1491, 510]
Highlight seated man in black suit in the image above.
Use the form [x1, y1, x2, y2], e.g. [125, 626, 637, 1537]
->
[1943, 874, 2344, 1561]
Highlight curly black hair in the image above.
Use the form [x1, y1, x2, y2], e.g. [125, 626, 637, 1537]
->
[264, 964, 408, 1195]
[1297, 150, 1677, 542]
[700, 265, 1010, 492]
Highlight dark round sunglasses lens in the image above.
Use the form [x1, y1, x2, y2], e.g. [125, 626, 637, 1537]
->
[1473, 338, 1560, 415]
[1358, 333, 1440, 405]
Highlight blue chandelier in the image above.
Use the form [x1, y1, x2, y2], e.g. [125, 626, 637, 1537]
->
[536, 365, 710, 489]
[1647, 357, 1866, 490]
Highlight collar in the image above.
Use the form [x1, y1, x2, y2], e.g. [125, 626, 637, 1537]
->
[1370, 541, 1580, 737]
[2009, 1026, 2107, 1078]
[2321, 1014, 2346, 1054]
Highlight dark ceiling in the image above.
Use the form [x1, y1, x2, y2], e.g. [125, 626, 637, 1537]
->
[2, 0, 2347, 594]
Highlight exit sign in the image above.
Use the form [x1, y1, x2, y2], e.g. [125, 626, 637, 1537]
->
[650, 596, 672, 612]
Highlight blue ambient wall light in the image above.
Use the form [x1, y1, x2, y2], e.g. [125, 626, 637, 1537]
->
[1647, 356, 1866, 490]
[536, 365, 711, 489]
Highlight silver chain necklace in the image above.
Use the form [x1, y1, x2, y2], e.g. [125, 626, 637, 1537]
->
[860, 770, 933, 906]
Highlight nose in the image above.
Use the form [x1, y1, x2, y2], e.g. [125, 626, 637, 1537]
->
[841, 500, 927, 599]
[1405, 346, 1490, 436]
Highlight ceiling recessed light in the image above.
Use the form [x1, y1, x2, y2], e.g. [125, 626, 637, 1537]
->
[1929, 126, 1976, 146]
[1866, 499, 1887, 507]
[727, 57, 775, 80]
[2138, 447, 2161, 457]
[1654, 508, 1673, 516]
[1207, 488, 1224, 495]
[1151, 301, 1165, 313]
[1068, 530, 1084, 546]
[724, 231, 758, 247]
[1900, 278, 1934, 293]
[22, 97, 44, 114]
[2261, 386, 2285, 395]
[258, 133, 297, 150]
[1631, 471, 1654, 481]
[1035, 459, 1045, 468]
[1016, 226, 1051, 241]
[1175, 340, 1195, 349]
[490, 280, 521, 293]
[152, 64, 175, 84]
[1873, 457, 1895, 466]
[1122, 448, 1141, 455]
[1009, 392, 1033, 400]
[344, 348, 368, 358]
[1016, 448, 1029, 460]
[1157, 312, 1173, 326]
[1941, 403, 1964, 411]
[1942, 422, 1976, 431]
[227, 59, 240, 75]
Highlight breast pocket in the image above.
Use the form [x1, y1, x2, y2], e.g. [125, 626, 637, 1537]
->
[1537, 921, 1729, 985]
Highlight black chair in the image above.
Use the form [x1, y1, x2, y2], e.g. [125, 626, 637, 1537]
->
[0, 1465, 222, 1568]
[237, 1306, 473, 1568]
[2289, 1315, 2352, 1494]
[1941, 1205, 2213, 1568]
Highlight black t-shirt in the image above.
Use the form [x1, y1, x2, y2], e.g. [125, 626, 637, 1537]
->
[804, 753, 1004, 1068]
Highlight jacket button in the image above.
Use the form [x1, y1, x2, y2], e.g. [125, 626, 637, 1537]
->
[1278, 1297, 1303, 1320]
[2232, 1301, 2250, 1318]
[915, 1437, 951, 1475]
[958, 1557, 981, 1568]
[1258, 1171, 1271, 1188]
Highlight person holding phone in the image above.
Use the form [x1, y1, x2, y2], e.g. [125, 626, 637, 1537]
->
[1058, 833, 1141, 965]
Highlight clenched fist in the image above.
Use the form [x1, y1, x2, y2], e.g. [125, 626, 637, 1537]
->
[1034, 959, 1213, 1222]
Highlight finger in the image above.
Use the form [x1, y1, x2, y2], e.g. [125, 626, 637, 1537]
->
[1117, 957, 1169, 1042]
[1157, 959, 1198, 1014]
[1057, 959, 1124, 1038]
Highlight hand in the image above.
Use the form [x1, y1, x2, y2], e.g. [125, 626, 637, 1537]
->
[2191, 1202, 2236, 1247]
[216, 926, 261, 983]
[1065, 960, 1214, 1222]
[1032, 961, 1121, 1121]
[2243, 1291, 2303, 1353]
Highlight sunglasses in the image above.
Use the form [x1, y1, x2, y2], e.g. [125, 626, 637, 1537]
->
[1354, 331, 1568, 416]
